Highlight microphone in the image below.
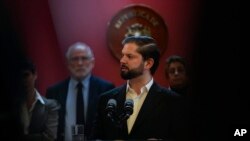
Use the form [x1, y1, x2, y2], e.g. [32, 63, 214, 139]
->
[121, 99, 134, 121]
[105, 99, 117, 122]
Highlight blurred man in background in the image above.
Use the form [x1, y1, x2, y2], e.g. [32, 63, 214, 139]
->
[46, 42, 115, 141]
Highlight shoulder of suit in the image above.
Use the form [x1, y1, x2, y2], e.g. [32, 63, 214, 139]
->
[47, 78, 69, 90]
[154, 83, 181, 97]
[91, 75, 114, 85]
[42, 96, 61, 110]
[99, 85, 124, 97]
[90, 76, 115, 90]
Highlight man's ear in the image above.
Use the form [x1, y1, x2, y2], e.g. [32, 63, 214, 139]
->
[144, 58, 154, 70]
[90, 57, 95, 69]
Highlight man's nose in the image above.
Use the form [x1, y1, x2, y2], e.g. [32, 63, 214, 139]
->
[77, 59, 83, 64]
[174, 70, 179, 75]
[120, 56, 126, 64]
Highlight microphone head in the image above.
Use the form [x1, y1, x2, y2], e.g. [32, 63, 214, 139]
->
[106, 99, 117, 122]
[106, 99, 117, 111]
[124, 99, 134, 115]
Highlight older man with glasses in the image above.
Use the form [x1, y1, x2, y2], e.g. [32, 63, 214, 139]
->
[46, 42, 115, 141]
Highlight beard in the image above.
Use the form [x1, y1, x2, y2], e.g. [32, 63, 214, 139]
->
[120, 63, 144, 80]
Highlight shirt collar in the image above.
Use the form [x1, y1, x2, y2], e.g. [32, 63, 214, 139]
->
[126, 78, 154, 93]
[35, 89, 45, 105]
[70, 74, 91, 87]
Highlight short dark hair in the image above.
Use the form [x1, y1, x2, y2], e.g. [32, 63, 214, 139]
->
[18, 59, 36, 74]
[165, 55, 188, 74]
[166, 55, 186, 67]
[122, 36, 160, 75]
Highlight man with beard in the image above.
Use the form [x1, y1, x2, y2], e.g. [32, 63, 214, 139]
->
[91, 36, 187, 141]
[46, 42, 115, 141]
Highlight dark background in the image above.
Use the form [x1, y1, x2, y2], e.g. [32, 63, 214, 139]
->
[0, 0, 244, 140]
[0, 1, 25, 140]
[192, 0, 245, 140]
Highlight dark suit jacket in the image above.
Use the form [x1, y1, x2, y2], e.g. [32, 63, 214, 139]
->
[46, 75, 115, 141]
[25, 96, 60, 141]
[92, 82, 187, 141]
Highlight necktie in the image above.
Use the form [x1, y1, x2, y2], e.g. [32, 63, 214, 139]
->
[76, 82, 84, 124]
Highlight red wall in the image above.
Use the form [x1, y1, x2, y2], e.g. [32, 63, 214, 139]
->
[4, 0, 201, 95]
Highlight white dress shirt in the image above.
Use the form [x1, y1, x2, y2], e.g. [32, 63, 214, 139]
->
[126, 78, 153, 134]
[64, 75, 90, 141]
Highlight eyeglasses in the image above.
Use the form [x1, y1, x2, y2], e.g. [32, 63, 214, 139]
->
[70, 56, 92, 62]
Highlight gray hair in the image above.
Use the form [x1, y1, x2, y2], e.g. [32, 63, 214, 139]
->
[65, 42, 94, 60]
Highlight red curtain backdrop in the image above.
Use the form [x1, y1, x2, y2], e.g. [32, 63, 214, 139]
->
[4, 0, 201, 95]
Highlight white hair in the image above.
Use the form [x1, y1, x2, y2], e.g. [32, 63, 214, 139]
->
[65, 42, 94, 60]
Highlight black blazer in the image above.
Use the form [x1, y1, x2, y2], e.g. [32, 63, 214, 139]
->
[92, 82, 187, 141]
[46, 76, 115, 141]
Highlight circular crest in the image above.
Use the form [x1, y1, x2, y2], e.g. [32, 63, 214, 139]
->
[107, 4, 168, 60]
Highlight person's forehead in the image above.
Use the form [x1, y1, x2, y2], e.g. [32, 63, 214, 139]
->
[122, 43, 139, 52]
[169, 62, 185, 68]
[70, 47, 89, 55]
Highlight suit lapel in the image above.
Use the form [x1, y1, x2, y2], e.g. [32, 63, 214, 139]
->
[129, 83, 162, 134]
[59, 79, 69, 114]
[57, 79, 69, 135]
[62, 79, 70, 100]
[29, 101, 46, 133]
[87, 76, 99, 123]
[113, 85, 129, 137]
[116, 85, 127, 114]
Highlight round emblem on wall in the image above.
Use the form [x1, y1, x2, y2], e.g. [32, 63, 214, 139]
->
[107, 4, 168, 60]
